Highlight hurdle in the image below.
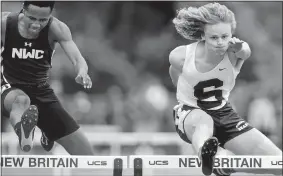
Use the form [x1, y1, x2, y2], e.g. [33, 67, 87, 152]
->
[130, 155, 283, 176]
[1, 155, 282, 176]
[1, 155, 126, 176]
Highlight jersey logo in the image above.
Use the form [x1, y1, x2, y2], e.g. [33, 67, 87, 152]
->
[194, 78, 224, 110]
[24, 42, 32, 47]
[219, 68, 226, 71]
[12, 48, 44, 59]
[236, 121, 249, 131]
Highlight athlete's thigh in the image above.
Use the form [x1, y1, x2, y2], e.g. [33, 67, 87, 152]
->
[1, 86, 30, 116]
[173, 104, 213, 143]
[37, 101, 80, 142]
[224, 128, 282, 155]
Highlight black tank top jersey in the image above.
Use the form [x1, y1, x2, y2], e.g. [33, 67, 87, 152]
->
[2, 12, 54, 86]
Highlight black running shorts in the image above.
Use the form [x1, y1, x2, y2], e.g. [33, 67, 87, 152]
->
[1, 83, 80, 141]
[173, 102, 253, 147]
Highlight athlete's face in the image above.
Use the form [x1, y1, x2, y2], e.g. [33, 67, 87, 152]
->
[23, 5, 52, 34]
[203, 23, 232, 55]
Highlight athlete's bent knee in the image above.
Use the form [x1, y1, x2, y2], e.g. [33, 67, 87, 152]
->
[183, 109, 214, 138]
[3, 90, 31, 113]
[190, 109, 213, 126]
[13, 95, 30, 106]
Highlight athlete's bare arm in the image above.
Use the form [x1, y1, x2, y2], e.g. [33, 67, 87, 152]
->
[228, 37, 251, 71]
[50, 18, 92, 89]
[169, 45, 186, 87]
[234, 42, 251, 60]
[233, 42, 251, 70]
[1, 12, 11, 46]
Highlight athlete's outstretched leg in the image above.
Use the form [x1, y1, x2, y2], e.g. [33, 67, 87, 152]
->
[186, 109, 215, 153]
[182, 108, 218, 175]
[224, 128, 282, 175]
[2, 88, 38, 152]
[37, 101, 94, 155]
[174, 105, 237, 175]
[56, 128, 94, 155]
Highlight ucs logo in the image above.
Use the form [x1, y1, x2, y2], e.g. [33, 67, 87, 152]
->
[149, 160, 169, 165]
[87, 161, 107, 166]
[271, 161, 283, 166]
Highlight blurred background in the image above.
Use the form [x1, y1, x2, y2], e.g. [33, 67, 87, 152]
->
[1, 1, 282, 157]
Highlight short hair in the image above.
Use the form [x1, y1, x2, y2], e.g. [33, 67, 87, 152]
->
[173, 3, 236, 40]
[23, 1, 55, 11]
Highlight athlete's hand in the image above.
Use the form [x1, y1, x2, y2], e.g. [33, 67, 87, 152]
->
[228, 37, 244, 53]
[75, 70, 92, 89]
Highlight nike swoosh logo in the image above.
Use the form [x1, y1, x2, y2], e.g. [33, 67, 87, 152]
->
[219, 68, 226, 71]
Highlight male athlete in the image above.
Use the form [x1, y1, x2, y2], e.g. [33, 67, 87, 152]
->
[1, 1, 94, 155]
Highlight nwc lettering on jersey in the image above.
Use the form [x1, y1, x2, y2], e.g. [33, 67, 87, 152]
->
[12, 48, 44, 59]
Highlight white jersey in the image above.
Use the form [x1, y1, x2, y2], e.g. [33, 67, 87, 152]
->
[176, 42, 240, 110]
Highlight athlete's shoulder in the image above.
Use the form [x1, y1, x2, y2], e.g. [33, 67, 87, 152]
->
[50, 17, 68, 30]
[169, 42, 197, 60]
[169, 42, 197, 70]
[49, 17, 71, 41]
[170, 45, 186, 57]
[1, 12, 11, 40]
[169, 45, 186, 68]
[1, 11, 11, 18]
[1, 12, 11, 26]
[2, 11, 11, 17]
